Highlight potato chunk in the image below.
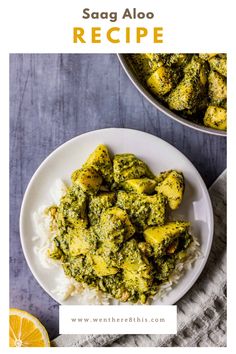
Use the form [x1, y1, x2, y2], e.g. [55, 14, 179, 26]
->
[88, 192, 116, 225]
[144, 221, 190, 257]
[123, 269, 151, 301]
[204, 106, 227, 130]
[199, 53, 217, 61]
[146, 194, 167, 227]
[168, 54, 190, 67]
[168, 56, 208, 111]
[121, 239, 150, 272]
[69, 226, 96, 256]
[99, 207, 135, 248]
[155, 170, 184, 210]
[122, 178, 156, 194]
[57, 184, 87, 228]
[64, 255, 96, 285]
[91, 254, 118, 277]
[121, 239, 153, 300]
[208, 70, 227, 106]
[209, 56, 227, 77]
[84, 144, 114, 184]
[113, 154, 153, 183]
[116, 191, 166, 230]
[72, 166, 103, 194]
[116, 191, 149, 230]
[167, 79, 196, 110]
[147, 66, 174, 96]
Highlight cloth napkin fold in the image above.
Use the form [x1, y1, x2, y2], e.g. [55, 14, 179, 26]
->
[52, 170, 226, 347]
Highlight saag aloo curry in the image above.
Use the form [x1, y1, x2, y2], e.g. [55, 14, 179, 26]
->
[47, 145, 194, 303]
[127, 54, 227, 131]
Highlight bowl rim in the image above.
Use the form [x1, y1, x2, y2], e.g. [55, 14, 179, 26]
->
[117, 54, 227, 137]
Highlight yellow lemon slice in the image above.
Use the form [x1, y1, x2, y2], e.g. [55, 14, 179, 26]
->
[9, 308, 50, 347]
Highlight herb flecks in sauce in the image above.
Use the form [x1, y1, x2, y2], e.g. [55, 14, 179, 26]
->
[48, 145, 194, 303]
[127, 53, 227, 131]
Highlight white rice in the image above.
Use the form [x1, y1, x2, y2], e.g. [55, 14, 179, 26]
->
[32, 179, 201, 304]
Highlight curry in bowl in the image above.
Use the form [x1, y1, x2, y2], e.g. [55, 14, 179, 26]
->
[45, 145, 198, 304]
[126, 54, 227, 131]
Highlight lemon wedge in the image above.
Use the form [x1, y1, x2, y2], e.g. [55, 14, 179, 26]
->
[9, 308, 50, 347]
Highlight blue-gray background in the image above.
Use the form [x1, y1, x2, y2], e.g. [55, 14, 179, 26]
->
[10, 54, 226, 340]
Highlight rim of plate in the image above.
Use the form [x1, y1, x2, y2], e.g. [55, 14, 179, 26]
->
[19, 128, 214, 305]
[117, 54, 227, 137]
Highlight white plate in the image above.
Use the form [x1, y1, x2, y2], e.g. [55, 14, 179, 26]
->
[20, 128, 214, 305]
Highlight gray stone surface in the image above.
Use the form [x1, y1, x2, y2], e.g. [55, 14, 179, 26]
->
[10, 54, 226, 341]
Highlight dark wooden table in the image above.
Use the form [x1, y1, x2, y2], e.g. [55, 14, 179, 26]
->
[10, 54, 226, 340]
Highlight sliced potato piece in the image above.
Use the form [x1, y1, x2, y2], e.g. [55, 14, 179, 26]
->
[208, 70, 227, 106]
[122, 178, 156, 194]
[58, 185, 87, 227]
[169, 54, 190, 67]
[167, 79, 196, 111]
[199, 53, 217, 61]
[155, 170, 184, 210]
[121, 240, 153, 299]
[116, 191, 166, 230]
[121, 239, 150, 272]
[116, 191, 149, 230]
[84, 144, 114, 184]
[68, 222, 97, 256]
[168, 55, 208, 111]
[100, 207, 135, 244]
[72, 166, 103, 194]
[144, 221, 190, 256]
[147, 66, 174, 96]
[145, 53, 155, 61]
[91, 254, 118, 277]
[123, 269, 151, 297]
[146, 194, 167, 227]
[69, 227, 91, 256]
[113, 154, 153, 183]
[88, 192, 116, 225]
[65, 255, 96, 284]
[204, 106, 227, 130]
[209, 56, 227, 77]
